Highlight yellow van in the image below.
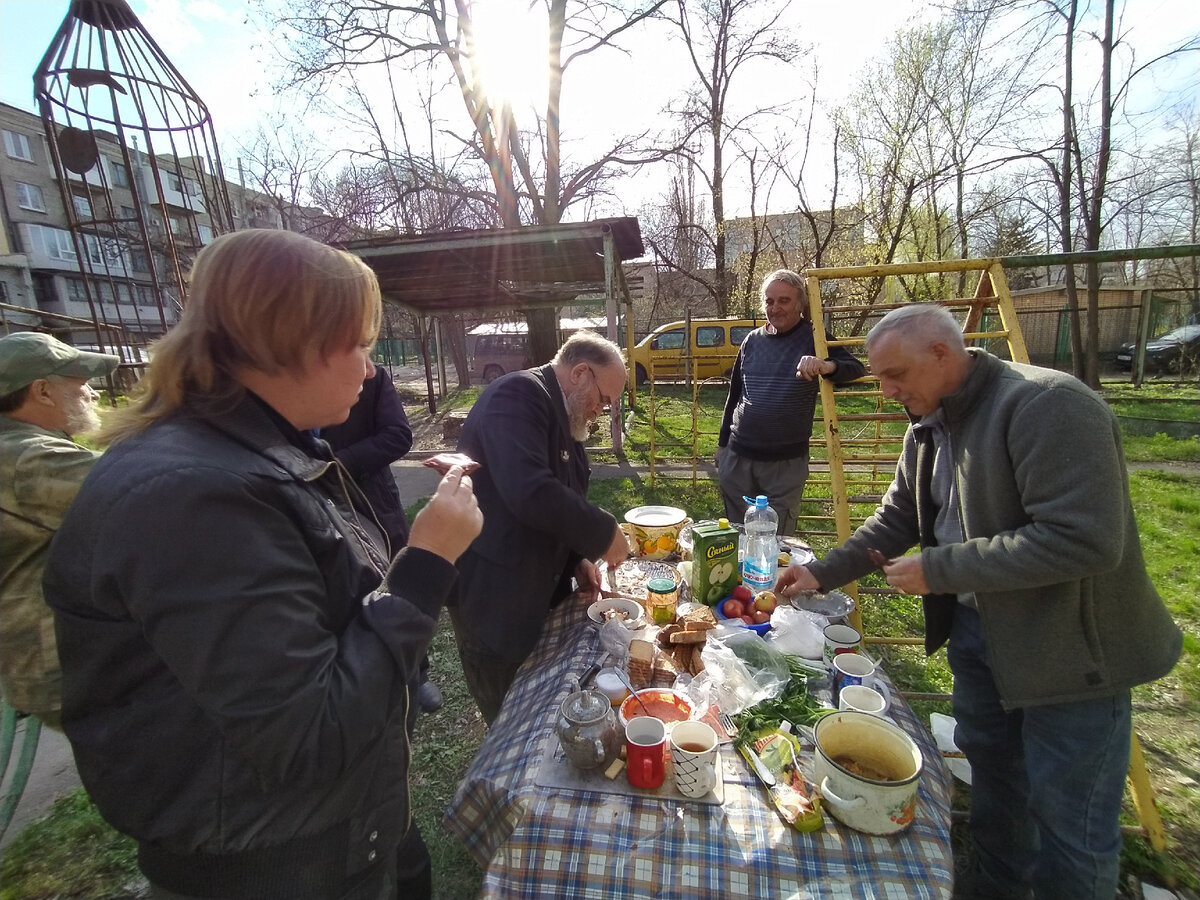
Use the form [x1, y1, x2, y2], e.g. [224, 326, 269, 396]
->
[628, 318, 763, 384]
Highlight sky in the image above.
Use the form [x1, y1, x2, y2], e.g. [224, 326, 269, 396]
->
[1, 0, 1197, 221]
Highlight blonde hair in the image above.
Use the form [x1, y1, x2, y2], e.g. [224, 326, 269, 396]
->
[760, 269, 811, 321]
[103, 229, 381, 442]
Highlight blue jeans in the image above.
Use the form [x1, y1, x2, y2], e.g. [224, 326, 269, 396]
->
[948, 606, 1131, 900]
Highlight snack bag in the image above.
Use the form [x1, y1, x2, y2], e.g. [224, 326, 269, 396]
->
[738, 728, 823, 832]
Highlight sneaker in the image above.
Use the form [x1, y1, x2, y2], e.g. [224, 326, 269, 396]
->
[416, 680, 443, 713]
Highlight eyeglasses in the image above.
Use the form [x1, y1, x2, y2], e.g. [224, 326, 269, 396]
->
[585, 365, 614, 410]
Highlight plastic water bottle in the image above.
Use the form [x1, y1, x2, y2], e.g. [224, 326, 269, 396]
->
[741, 494, 778, 594]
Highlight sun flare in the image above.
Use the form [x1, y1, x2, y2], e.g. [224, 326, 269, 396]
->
[468, 0, 550, 113]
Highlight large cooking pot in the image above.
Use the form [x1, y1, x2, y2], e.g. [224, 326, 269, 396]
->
[812, 711, 922, 835]
[623, 506, 690, 560]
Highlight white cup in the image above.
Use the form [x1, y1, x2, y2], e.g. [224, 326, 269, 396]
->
[838, 683, 888, 717]
[832, 652, 877, 694]
[822, 623, 862, 665]
[594, 667, 629, 706]
[670, 720, 719, 799]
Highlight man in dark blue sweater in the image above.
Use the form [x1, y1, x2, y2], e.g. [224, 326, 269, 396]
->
[717, 269, 866, 533]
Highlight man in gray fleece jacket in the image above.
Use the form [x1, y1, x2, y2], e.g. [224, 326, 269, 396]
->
[778, 304, 1181, 900]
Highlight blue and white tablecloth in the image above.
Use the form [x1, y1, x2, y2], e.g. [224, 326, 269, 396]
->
[445, 597, 954, 899]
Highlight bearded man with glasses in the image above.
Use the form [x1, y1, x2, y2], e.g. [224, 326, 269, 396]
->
[451, 331, 630, 724]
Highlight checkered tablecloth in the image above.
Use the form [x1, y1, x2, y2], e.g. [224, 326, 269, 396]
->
[445, 597, 954, 899]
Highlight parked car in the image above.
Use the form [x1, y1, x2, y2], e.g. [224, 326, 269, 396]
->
[470, 332, 532, 383]
[1115, 324, 1200, 374]
[628, 318, 763, 384]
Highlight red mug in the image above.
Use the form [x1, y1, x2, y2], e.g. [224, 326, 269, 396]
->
[625, 716, 667, 789]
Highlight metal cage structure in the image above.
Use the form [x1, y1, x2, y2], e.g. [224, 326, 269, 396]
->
[31, 0, 234, 369]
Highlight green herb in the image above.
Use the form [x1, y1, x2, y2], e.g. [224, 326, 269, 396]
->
[731, 656, 834, 749]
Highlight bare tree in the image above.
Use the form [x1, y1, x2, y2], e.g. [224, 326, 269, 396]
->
[235, 118, 338, 236]
[651, 0, 797, 316]
[265, 0, 670, 363]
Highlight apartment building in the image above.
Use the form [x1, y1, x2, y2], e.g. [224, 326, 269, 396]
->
[0, 101, 285, 350]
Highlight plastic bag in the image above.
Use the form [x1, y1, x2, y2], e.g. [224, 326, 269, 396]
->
[765, 606, 827, 659]
[695, 629, 790, 715]
[596, 618, 635, 666]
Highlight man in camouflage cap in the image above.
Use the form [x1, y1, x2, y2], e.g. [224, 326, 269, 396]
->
[0, 332, 118, 729]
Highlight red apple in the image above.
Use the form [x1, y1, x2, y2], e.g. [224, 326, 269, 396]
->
[721, 598, 743, 619]
[739, 614, 755, 625]
[751, 609, 770, 625]
[732, 584, 754, 603]
[753, 590, 777, 614]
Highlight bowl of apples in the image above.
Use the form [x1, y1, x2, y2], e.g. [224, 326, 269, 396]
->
[715, 584, 777, 635]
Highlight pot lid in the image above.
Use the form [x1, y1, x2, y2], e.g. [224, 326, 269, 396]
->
[624, 505, 686, 526]
[562, 690, 611, 723]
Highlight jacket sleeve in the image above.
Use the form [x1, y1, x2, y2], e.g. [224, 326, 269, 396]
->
[331, 376, 413, 480]
[465, 376, 615, 561]
[718, 346, 745, 448]
[95, 468, 450, 788]
[11, 437, 100, 529]
[825, 341, 867, 384]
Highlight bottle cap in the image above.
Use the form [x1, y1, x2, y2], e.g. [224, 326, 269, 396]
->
[718, 517, 730, 528]
[743, 495, 769, 507]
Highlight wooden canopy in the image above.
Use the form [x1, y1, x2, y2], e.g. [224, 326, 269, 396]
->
[340, 217, 644, 316]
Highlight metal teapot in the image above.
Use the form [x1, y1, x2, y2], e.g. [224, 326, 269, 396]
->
[554, 671, 621, 772]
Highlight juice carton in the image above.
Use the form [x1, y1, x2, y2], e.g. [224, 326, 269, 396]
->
[690, 519, 740, 606]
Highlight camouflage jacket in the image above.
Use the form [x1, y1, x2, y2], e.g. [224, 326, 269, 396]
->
[0, 416, 100, 725]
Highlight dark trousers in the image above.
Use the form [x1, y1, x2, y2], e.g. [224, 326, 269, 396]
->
[447, 605, 525, 725]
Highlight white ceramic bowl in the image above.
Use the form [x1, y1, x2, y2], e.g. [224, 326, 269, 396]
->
[618, 688, 693, 731]
[587, 597, 645, 628]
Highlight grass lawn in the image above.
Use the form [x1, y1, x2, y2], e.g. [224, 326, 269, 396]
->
[3, 381, 1196, 898]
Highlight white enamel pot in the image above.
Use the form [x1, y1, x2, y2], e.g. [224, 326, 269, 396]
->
[812, 710, 922, 835]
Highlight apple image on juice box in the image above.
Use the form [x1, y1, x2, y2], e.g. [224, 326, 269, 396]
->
[691, 520, 741, 607]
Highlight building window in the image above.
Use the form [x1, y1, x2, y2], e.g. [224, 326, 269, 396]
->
[197, 224, 213, 244]
[120, 205, 136, 220]
[3, 129, 33, 161]
[66, 279, 87, 302]
[110, 160, 129, 188]
[30, 224, 77, 262]
[135, 284, 154, 306]
[73, 193, 93, 218]
[15, 182, 45, 211]
[129, 249, 150, 272]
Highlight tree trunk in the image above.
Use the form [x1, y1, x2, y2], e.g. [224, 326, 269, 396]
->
[525, 307, 560, 365]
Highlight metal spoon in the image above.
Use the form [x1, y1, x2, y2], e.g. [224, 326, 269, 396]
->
[612, 667, 652, 717]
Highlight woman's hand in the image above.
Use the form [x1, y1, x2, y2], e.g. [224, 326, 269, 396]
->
[408, 465, 484, 563]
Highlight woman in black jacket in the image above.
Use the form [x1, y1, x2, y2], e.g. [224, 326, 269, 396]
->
[44, 229, 482, 900]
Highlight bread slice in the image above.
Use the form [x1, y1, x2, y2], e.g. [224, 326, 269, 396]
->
[680, 605, 718, 630]
[688, 645, 706, 676]
[668, 629, 708, 645]
[651, 652, 679, 687]
[656, 623, 682, 647]
[628, 639, 655, 688]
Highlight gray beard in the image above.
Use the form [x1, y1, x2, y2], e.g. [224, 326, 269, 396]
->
[565, 388, 594, 442]
[63, 399, 101, 435]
